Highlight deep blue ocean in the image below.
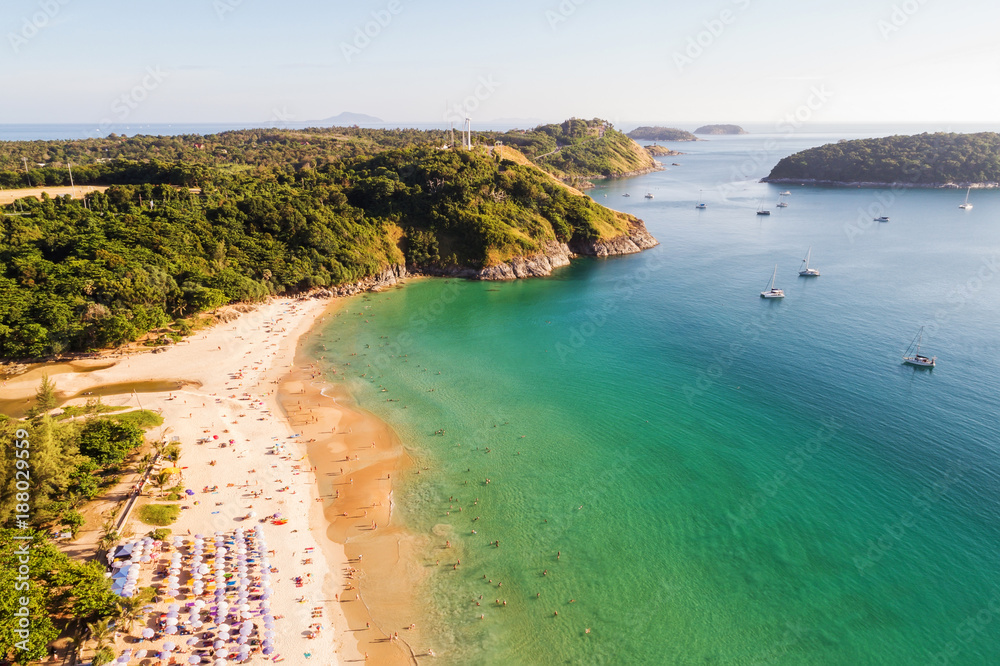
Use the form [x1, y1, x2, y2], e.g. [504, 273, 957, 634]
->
[304, 128, 1000, 664]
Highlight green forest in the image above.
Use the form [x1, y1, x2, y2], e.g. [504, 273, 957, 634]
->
[0, 145, 637, 359]
[765, 132, 1000, 184]
[0, 380, 163, 662]
[0, 118, 654, 188]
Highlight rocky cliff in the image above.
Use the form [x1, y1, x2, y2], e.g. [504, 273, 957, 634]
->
[419, 220, 659, 281]
[570, 221, 659, 257]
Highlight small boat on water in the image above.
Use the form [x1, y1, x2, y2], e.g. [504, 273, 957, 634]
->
[780, 190, 791, 196]
[696, 202, 707, 209]
[776, 192, 788, 207]
[875, 216, 890, 222]
[776, 201, 788, 208]
[756, 199, 770, 215]
[760, 265, 784, 299]
[959, 186, 973, 210]
[671, 162, 681, 166]
[645, 193, 654, 199]
[798, 247, 820, 277]
[622, 193, 630, 197]
[902, 326, 936, 367]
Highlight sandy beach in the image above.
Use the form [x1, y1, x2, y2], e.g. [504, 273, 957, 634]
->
[0, 293, 423, 664]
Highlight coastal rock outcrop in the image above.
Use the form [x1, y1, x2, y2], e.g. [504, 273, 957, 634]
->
[570, 220, 659, 257]
[314, 264, 409, 298]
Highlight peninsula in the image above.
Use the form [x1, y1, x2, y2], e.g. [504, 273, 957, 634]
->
[764, 132, 1000, 187]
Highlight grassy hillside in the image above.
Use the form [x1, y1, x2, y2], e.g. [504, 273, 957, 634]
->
[480, 119, 659, 182]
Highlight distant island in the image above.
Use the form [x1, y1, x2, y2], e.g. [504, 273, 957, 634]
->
[322, 111, 384, 125]
[764, 132, 1000, 187]
[626, 126, 699, 142]
[694, 124, 746, 135]
[645, 144, 683, 157]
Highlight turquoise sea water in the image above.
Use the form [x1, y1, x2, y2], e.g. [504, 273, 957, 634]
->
[306, 132, 1000, 665]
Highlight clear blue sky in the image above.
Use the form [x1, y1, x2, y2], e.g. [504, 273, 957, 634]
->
[3, 0, 999, 126]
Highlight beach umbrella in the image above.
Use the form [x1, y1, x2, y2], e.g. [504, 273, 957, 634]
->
[215, 647, 229, 658]
[164, 625, 178, 635]
[214, 640, 225, 649]
[188, 657, 200, 665]
[261, 645, 273, 656]
[186, 637, 198, 646]
[264, 630, 275, 639]
[163, 641, 176, 651]
[192, 621, 204, 629]
[168, 603, 180, 612]
[135, 649, 147, 658]
[214, 660, 227, 666]
[142, 628, 155, 639]
[158, 651, 169, 661]
[186, 489, 196, 495]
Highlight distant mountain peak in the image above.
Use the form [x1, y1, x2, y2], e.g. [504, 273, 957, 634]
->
[322, 112, 384, 125]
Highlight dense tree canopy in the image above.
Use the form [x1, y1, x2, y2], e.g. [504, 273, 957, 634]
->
[0, 146, 636, 358]
[765, 132, 1000, 184]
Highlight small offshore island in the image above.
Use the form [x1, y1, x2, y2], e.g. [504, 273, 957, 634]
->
[694, 124, 747, 135]
[764, 131, 1000, 187]
[626, 126, 699, 142]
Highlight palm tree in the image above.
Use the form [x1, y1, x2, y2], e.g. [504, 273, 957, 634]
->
[115, 596, 145, 633]
[92, 646, 115, 666]
[86, 617, 113, 652]
[98, 520, 119, 554]
[154, 470, 172, 497]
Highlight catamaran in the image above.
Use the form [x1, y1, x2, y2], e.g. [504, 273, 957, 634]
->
[760, 265, 784, 298]
[959, 186, 973, 210]
[902, 326, 936, 367]
[798, 247, 820, 277]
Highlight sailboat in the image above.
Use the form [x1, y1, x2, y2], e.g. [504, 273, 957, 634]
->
[959, 186, 973, 210]
[756, 200, 771, 216]
[696, 190, 706, 209]
[798, 247, 820, 277]
[760, 265, 784, 298]
[644, 193, 654, 199]
[776, 192, 789, 208]
[902, 326, 936, 367]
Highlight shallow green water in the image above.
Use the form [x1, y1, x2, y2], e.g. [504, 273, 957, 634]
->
[307, 132, 1000, 665]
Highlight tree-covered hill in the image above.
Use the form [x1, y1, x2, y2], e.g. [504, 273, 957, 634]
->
[0, 147, 641, 358]
[694, 124, 746, 135]
[765, 132, 1000, 185]
[626, 127, 699, 141]
[480, 118, 659, 182]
